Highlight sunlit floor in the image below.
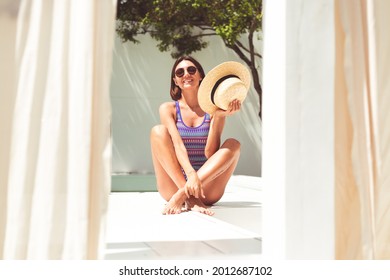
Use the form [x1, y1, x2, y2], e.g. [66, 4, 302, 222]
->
[104, 175, 262, 260]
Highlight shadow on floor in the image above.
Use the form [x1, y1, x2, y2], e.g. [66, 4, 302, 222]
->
[213, 201, 262, 208]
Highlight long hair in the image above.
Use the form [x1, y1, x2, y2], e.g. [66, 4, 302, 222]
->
[170, 55, 205, 101]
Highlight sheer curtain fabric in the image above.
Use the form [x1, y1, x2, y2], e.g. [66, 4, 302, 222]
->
[0, 0, 116, 259]
[335, 0, 390, 259]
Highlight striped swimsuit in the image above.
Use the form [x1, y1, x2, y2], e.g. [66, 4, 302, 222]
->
[175, 101, 210, 174]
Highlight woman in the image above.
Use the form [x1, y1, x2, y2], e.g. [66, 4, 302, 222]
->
[150, 56, 241, 215]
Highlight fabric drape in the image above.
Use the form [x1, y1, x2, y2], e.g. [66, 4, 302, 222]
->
[335, 0, 390, 259]
[0, 0, 117, 259]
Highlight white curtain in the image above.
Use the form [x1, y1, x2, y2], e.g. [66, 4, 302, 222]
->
[335, 0, 390, 259]
[0, 0, 117, 259]
[263, 0, 390, 259]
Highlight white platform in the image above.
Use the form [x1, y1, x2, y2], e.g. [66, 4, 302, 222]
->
[104, 175, 262, 260]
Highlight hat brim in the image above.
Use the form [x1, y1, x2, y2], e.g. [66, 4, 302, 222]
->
[198, 61, 251, 114]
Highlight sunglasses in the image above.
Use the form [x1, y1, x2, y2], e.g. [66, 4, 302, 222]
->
[175, 66, 197, 78]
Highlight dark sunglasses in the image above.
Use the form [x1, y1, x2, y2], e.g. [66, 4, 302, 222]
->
[175, 66, 197, 78]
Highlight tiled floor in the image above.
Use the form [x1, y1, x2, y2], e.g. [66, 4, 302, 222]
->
[104, 175, 262, 260]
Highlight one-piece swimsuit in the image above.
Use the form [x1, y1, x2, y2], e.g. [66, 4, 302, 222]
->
[175, 101, 210, 178]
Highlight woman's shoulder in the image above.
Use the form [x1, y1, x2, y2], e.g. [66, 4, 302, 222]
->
[159, 101, 177, 120]
[159, 101, 176, 112]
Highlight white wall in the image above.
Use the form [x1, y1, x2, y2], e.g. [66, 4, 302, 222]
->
[110, 33, 262, 176]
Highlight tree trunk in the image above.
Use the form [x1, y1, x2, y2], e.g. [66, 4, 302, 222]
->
[229, 40, 262, 119]
[250, 66, 262, 119]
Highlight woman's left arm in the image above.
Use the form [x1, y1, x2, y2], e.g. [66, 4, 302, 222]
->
[204, 99, 241, 158]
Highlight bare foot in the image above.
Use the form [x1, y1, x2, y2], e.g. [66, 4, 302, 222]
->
[185, 196, 214, 216]
[162, 189, 187, 215]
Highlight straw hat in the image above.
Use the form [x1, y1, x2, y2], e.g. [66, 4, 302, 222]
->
[198, 61, 251, 115]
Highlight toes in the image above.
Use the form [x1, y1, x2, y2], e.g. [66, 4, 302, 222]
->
[203, 208, 213, 216]
[162, 206, 182, 215]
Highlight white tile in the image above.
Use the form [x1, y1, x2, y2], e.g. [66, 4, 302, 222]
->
[205, 238, 262, 255]
[105, 176, 263, 259]
[146, 241, 222, 259]
[105, 242, 160, 260]
[212, 206, 262, 235]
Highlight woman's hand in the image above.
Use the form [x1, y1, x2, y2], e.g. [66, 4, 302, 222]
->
[184, 171, 205, 199]
[214, 99, 241, 118]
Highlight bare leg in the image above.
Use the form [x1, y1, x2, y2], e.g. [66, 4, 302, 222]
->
[150, 125, 187, 214]
[185, 138, 241, 211]
[151, 125, 240, 215]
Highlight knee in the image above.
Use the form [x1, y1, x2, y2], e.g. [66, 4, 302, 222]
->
[224, 138, 241, 154]
[150, 125, 169, 140]
[220, 138, 240, 159]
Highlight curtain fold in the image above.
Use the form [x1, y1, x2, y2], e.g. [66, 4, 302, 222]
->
[335, 0, 390, 259]
[0, 0, 117, 259]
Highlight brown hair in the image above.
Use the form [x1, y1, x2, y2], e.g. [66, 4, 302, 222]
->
[170, 55, 205, 101]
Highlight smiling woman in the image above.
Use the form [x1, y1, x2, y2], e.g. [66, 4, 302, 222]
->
[150, 56, 250, 216]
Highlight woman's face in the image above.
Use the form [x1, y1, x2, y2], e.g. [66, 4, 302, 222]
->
[173, 60, 202, 92]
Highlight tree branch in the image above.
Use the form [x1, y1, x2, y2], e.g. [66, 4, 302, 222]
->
[228, 42, 251, 66]
[249, 21, 256, 67]
[198, 26, 215, 31]
[191, 33, 218, 38]
[236, 41, 262, 59]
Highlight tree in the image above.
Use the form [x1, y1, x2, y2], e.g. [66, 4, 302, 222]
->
[116, 0, 263, 118]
